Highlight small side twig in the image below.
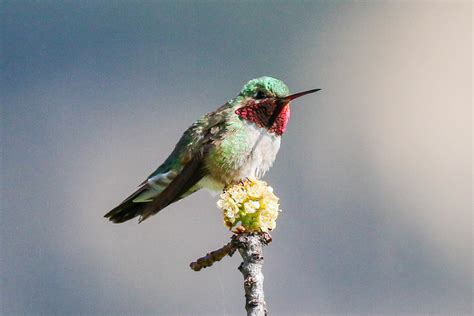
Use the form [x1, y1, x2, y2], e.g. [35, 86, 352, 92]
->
[190, 238, 237, 271]
[190, 232, 272, 316]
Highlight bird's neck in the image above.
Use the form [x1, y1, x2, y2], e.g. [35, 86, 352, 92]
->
[235, 99, 290, 136]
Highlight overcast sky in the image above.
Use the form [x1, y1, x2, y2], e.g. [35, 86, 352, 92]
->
[1, 1, 472, 315]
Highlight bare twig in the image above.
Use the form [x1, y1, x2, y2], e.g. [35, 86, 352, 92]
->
[190, 239, 237, 271]
[190, 232, 272, 316]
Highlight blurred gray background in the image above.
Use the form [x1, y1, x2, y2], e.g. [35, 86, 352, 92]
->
[1, 1, 472, 315]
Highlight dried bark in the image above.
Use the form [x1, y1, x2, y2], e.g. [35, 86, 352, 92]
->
[235, 232, 272, 316]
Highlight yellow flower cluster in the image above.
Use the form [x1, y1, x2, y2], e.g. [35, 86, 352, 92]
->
[217, 178, 280, 232]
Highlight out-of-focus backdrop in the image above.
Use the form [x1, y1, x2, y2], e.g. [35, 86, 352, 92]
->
[1, 1, 471, 315]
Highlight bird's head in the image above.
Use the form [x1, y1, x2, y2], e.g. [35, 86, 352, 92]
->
[235, 76, 319, 136]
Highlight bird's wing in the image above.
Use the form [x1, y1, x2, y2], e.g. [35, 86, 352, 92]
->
[138, 155, 205, 222]
[137, 106, 236, 221]
[105, 101, 233, 223]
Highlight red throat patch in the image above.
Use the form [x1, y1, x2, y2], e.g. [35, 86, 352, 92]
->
[235, 99, 291, 136]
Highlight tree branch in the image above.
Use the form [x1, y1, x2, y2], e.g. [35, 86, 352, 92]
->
[235, 232, 272, 316]
[190, 232, 272, 315]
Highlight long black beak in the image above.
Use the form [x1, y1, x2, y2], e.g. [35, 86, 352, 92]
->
[281, 88, 321, 102]
[267, 88, 320, 129]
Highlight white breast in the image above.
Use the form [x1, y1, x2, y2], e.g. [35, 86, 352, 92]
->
[198, 121, 282, 192]
[236, 121, 281, 179]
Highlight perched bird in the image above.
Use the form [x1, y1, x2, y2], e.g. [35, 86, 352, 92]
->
[104, 76, 319, 223]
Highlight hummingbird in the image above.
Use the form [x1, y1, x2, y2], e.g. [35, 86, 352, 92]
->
[104, 76, 319, 223]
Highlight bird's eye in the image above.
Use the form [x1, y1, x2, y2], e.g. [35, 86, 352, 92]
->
[254, 91, 266, 99]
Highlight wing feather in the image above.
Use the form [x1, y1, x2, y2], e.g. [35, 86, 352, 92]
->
[104, 101, 233, 223]
[138, 156, 205, 222]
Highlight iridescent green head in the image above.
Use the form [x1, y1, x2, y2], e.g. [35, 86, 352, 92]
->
[239, 76, 290, 99]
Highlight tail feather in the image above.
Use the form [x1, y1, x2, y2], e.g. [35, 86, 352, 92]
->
[104, 202, 148, 223]
[104, 186, 153, 223]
